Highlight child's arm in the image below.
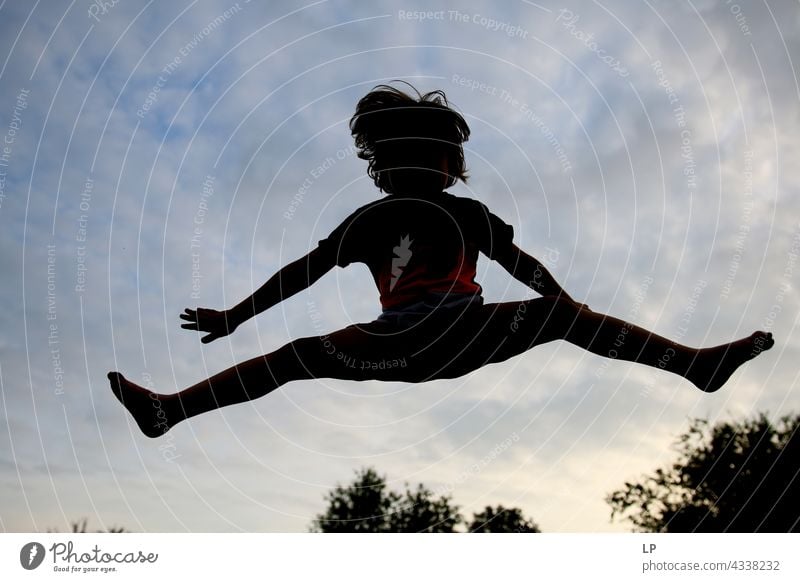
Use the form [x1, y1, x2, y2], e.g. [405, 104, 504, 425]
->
[228, 247, 335, 325]
[180, 247, 335, 343]
[493, 243, 584, 305]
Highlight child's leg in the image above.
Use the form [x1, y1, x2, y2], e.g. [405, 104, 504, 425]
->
[523, 296, 774, 392]
[108, 324, 404, 438]
[109, 297, 775, 437]
[108, 342, 321, 438]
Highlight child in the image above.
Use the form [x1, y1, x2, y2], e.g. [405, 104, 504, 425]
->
[110, 83, 774, 438]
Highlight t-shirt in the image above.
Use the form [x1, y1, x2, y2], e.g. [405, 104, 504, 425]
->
[316, 191, 514, 310]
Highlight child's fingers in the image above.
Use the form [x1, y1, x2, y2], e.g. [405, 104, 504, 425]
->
[180, 323, 198, 330]
[180, 309, 200, 322]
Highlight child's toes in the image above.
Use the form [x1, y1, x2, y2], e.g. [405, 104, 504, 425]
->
[750, 331, 774, 354]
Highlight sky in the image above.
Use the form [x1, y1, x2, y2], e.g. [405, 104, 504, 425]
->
[0, 0, 798, 533]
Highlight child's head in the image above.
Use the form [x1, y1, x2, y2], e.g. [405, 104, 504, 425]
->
[350, 82, 470, 195]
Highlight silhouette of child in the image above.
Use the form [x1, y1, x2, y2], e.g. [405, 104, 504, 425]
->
[110, 83, 774, 438]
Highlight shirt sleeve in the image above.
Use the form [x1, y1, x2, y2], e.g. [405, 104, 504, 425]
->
[316, 211, 362, 268]
[473, 200, 515, 259]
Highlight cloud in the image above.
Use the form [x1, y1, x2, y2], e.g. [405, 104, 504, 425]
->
[1, 0, 797, 533]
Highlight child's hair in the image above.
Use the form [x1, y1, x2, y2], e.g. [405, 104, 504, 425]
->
[349, 82, 470, 193]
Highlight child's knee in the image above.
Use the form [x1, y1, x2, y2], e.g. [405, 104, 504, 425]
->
[273, 337, 323, 380]
[536, 295, 578, 319]
[528, 296, 580, 339]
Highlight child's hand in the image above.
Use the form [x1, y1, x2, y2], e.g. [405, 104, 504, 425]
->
[179, 308, 239, 343]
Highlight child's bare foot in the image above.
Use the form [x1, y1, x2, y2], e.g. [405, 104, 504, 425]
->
[686, 331, 774, 393]
[107, 372, 174, 438]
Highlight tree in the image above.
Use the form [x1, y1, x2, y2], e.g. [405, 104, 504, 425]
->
[47, 517, 127, 533]
[468, 505, 541, 533]
[312, 467, 539, 533]
[607, 412, 799, 532]
[392, 482, 463, 532]
[311, 467, 402, 532]
[311, 467, 462, 532]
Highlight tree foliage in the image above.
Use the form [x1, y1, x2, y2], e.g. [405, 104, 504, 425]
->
[47, 517, 127, 533]
[311, 467, 460, 532]
[392, 482, 463, 533]
[468, 505, 541, 533]
[607, 412, 799, 532]
[312, 467, 538, 533]
[311, 467, 402, 532]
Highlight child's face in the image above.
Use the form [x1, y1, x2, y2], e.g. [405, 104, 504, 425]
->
[386, 148, 449, 195]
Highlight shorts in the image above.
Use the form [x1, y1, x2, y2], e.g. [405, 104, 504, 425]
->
[375, 291, 485, 328]
[294, 296, 567, 383]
